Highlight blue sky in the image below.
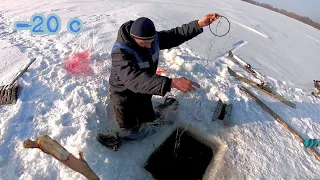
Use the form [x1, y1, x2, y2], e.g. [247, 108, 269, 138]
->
[256, 0, 320, 23]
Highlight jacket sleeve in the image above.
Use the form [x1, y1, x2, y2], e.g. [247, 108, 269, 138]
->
[111, 50, 172, 96]
[157, 20, 203, 50]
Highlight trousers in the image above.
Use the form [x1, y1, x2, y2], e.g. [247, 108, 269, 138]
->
[111, 92, 156, 129]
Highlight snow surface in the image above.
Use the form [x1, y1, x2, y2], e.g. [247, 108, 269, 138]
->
[0, 0, 320, 179]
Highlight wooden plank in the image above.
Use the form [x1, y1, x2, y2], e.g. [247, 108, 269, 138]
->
[228, 67, 296, 109]
[239, 85, 320, 161]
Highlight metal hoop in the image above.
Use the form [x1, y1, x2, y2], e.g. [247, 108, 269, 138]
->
[209, 15, 231, 37]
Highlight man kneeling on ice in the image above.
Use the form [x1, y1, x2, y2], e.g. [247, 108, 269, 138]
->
[97, 13, 219, 150]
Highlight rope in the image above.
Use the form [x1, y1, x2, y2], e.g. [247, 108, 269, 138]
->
[173, 123, 190, 157]
[209, 15, 231, 37]
[304, 139, 319, 148]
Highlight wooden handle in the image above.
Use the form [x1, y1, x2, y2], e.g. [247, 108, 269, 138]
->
[239, 85, 320, 161]
[23, 136, 100, 180]
[10, 58, 36, 86]
[23, 140, 39, 148]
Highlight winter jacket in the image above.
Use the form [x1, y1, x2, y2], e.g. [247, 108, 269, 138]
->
[109, 19, 203, 128]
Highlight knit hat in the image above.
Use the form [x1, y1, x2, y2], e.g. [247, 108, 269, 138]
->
[130, 17, 156, 40]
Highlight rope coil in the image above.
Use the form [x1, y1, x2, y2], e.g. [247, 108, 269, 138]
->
[209, 15, 231, 37]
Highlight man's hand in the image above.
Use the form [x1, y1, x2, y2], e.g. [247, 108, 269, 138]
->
[171, 77, 200, 93]
[198, 13, 219, 28]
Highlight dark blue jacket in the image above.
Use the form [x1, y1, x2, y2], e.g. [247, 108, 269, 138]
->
[109, 20, 203, 117]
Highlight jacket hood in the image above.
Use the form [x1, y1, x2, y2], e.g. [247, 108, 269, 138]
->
[117, 21, 136, 47]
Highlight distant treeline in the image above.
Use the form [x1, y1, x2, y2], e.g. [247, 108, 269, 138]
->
[241, 0, 320, 30]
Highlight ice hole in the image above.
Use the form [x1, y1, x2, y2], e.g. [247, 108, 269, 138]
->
[145, 129, 219, 180]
